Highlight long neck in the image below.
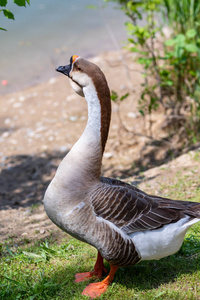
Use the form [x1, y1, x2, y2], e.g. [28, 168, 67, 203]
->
[73, 81, 110, 178]
[60, 79, 111, 183]
[84, 78, 111, 154]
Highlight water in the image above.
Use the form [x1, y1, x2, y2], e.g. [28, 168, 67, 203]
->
[0, 0, 128, 94]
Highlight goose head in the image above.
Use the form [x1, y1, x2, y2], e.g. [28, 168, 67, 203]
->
[56, 55, 102, 98]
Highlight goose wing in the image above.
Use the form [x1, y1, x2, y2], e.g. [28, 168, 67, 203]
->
[90, 177, 200, 234]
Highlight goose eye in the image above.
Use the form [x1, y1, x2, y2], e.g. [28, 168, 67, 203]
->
[77, 67, 81, 71]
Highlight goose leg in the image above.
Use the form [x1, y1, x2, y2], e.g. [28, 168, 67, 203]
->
[75, 251, 107, 282]
[82, 265, 118, 298]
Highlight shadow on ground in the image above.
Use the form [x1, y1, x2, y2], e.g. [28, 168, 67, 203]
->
[0, 145, 163, 211]
[0, 151, 68, 210]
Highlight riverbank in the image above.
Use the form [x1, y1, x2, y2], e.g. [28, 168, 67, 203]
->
[1, 49, 200, 243]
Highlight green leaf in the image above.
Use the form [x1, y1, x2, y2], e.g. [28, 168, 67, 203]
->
[186, 29, 197, 39]
[120, 93, 129, 101]
[166, 80, 173, 86]
[0, 0, 7, 7]
[165, 39, 176, 46]
[185, 43, 199, 53]
[3, 9, 14, 19]
[0, 27, 7, 30]
[14, 0, 26, 6]
[139, 109, 145, 116]
[176, 34, 186, 46]
[111, 90, 118, 102]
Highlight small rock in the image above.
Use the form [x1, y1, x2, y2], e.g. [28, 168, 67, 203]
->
[19, 96, 26, 102]
[48, 136, 54, 142]
[41, 145, 48, 150]
[2, 131, 10, 138]
[127, 112, 139, 119]
[59, 145, 68, 153]
[4, 118, 11, 125]
[40, 229, 45, 234]
[27, 129, 35, 138]
[103, 152, 113, 159]
[69, 116, 78, 122]
[49, 77, 57, 85]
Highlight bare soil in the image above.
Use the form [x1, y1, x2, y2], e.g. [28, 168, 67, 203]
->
[0, 50, 200, 245]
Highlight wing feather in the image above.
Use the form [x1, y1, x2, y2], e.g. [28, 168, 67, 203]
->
[90, 177, 200, 234]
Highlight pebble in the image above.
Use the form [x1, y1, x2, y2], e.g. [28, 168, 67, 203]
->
[19, 96, 26, 102]
[41, 145, 48, 150]
[59, 145, 68, 153]
[4, 118, 11, 125]
[69, 116, 78, 122]
[48, 136, 54, 142]
[49, 77, 57, 85]
[127, 112, 139, 119]
[103, 152, 113, 159]
[27, 129, 35, 138]
[2, 131, 10, 138]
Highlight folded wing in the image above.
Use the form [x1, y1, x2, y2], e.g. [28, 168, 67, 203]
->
[90, 177, 200, 235]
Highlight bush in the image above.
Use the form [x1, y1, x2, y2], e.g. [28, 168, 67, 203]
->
[106, 0, 200, 145]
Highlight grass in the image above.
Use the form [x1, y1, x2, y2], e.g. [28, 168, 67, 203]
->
[0, 175, 200, 299]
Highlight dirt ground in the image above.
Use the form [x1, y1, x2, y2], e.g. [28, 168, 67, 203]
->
[0, 50, 200, 245]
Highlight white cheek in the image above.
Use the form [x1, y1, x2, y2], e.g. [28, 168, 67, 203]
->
[72, 72, 90, 87]
[69, 80, 84, 97]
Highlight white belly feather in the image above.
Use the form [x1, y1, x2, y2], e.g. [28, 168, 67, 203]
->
[130, 216, 200, 261]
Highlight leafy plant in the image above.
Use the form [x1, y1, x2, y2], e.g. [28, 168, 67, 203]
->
[0, 0, 30, 30]
[106, 0, 200, 145]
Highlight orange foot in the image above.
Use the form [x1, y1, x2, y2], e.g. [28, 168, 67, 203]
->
[75, 271, 96, 283]
[82, 265, 118, 298]
[82, 281, 108, 298]
[75, 251, 107, 283]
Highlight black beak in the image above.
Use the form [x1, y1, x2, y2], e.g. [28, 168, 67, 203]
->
[56, 64, 71, 77]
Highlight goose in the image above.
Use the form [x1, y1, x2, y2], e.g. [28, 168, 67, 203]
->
[43, 55, 200, 298]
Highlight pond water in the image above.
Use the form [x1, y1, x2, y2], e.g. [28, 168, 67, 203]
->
[0, 0, 128, 94]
